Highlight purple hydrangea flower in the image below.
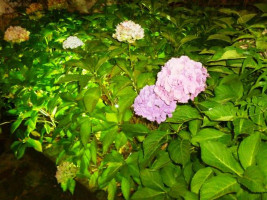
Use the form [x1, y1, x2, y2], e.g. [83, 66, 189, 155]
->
[133, 85, 177, 124]
[154, 56, 209, 104]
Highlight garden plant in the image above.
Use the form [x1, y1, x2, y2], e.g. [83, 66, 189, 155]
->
[0, 0, 267, 199]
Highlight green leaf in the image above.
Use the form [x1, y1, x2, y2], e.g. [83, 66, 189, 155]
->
[256, 38, 267, 50]
[168, 177, 188, 198]
[66, 178, 76, 194]
[80, 119, 91, 146]
[11, 118, 23, 133]
[141, 131, 169, 168]
[238, 166, 266, 193]
[84, 87, 101, 113]
[201, 141, 244, 176]
[160, 164, 180, 187]
[254, 3, 267, 12]
[90, 139, 97, 165]
[121, 123, 150, 137]
[204, 103, 237, 121]
[238, 133, 261, 170]
[27, 138, 42, 152]
[121, 177, 131, 200]
[98, 162, 123, 188]
[233, 118, 256, 136]
[200, 174, 239, 200]
[131, 187, 165, 200]
[179, 35, 198, 47]
[166, 105, 201, 123]
[237, 14, 257, 24]
[140, 169, 165, 191]
[256, 142, 267, 180]
[191, 167, 213, 194]
[211, 49, 245, 61]
[219, 8, 240, 16]
[152, 151, 172, 170]
[191, 128, 229, 145]
[102, 127, 118, 154]
[207, 34, 231, 43]
[168, 139, 191, 166]
[107, 179, 117, 200]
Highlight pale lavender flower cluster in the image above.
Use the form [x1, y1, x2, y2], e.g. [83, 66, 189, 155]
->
[133, 56, 208, 123]
[155, 56, 209, 104]
[113, 20, 144, 43]
[63, 36, 84, 49]
[55, 161, 78, 184]
[133, 85, 177, 123]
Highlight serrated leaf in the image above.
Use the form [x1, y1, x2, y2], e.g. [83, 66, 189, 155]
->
[207, 34, 231, 43]
[80, 119, 91, 146]
[200, 175, 239, 200]
[237, 14, 257, 24]
[191, 128, 228, 145]
[204, 103, 237, 121]
[121, 123, 149, 137]
[168, 139, 191, 166]
[238, 166, 266, 193]
[140, 169, 165, 191]
[131, 187, 165, 200]
[201, 141, 244, 176]
[238, 133, 261, 169]
[121, 177, 131, 200]
[142, 131, 169, 168]
[84, 87, 101, 113]
[191, 167, 213, 194]
[166, 105, 201, 123]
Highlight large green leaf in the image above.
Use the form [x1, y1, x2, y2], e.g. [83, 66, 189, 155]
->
[107, 179, 117, 200]
[207, 34, 231, 43]
[238, 166, 266, 193]
[121, 176, 131, 200]
[141, 131, 169, 168]
[191, 128, 229, 145]
[238, 132, 261, 170]
[203, 103, 237, 121]
[98, 162, 123, 188]
[237, 14, 257, 24]
[166, 105, 201, 123]
[140, 169, 166, 191]
[168, 139, 191, 166]
[256, 142, 267, 181]
[160, 163, 180, 187]
[201, 141, 244, 176]
[80, 118, 91, 146]
[121, 123, 150, 137]
[131, 187, 165, 200]
[27, 138, 42, 152]
[191, 167, 213, 194]
[84, 87, 101, 113]
[200, 174, 239, 200]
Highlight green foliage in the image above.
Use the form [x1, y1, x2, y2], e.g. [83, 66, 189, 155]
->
[1, 0, 267, 199]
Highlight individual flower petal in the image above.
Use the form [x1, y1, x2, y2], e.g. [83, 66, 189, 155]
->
[154, 56, 209, 104]
[133, 85, 177, 124]
[4, 26, 30, 43]
[113, 20, 144, 43]
[62, 36, 84, 49]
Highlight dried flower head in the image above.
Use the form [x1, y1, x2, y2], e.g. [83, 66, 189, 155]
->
[26, 3, 43, 14]
[133, 85, 177, 124]
[48, 0, 68, 10]
[55, 161, 78, 184]
[62, 36, 84, 49]
[154, 56, 209, 104]
[113, 20, 144, 43]
[4, 26, 30, 43]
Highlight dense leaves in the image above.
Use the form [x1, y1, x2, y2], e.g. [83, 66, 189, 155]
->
[0, 0, 267, 199]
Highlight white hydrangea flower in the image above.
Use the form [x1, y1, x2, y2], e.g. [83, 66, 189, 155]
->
[62, 36, 84, 49]
[113, 20, 144, 43]
[55, 161, 78, 184]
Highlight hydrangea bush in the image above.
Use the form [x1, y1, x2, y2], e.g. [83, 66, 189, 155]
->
[0, 1, 267, 200]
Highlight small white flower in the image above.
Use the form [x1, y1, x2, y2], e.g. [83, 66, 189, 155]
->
[62, 36, 84, 49]
[113, 20, 144, 43]
[115, 104, 119, 108]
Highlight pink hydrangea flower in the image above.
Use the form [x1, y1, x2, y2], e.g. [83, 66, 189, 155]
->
[133, 85, 177, 124]
[154, 56, 209, 104]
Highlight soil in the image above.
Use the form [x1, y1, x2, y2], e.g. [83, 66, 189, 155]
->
[0, 124, 104, 200]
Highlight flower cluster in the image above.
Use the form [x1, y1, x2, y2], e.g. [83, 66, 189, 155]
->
[133, 56, 208, 123]
[4, 26, 30, 43]
[26, 3, 43, 14]
[62, 36, 84, 49]
[113, 20, 144, 43]
[154, 56, 209, 104]
[55, 161, 78, 184]
[48, 0, 68, 10]
[133, 85, 177, 124]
